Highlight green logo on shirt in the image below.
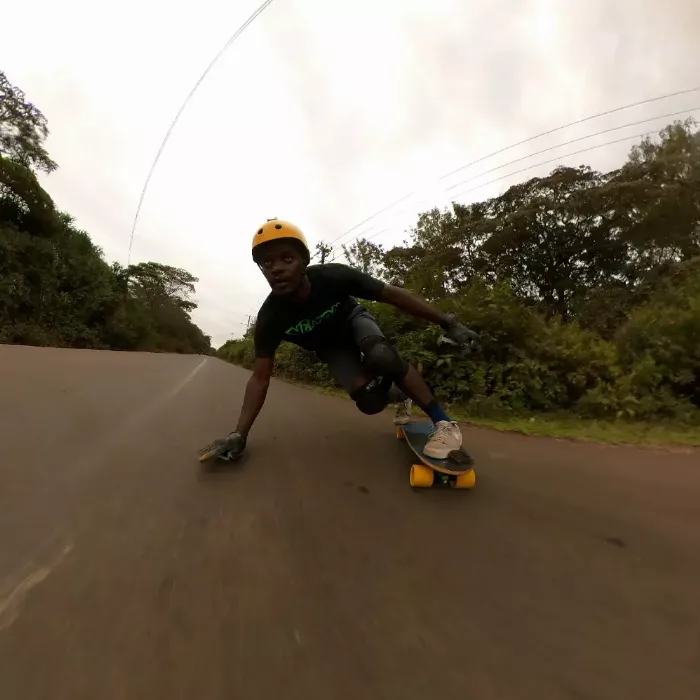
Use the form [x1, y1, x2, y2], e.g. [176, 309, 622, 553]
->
[285, 302, 341, 335]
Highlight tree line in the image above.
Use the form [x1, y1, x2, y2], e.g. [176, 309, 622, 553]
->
[220, 118, 700, 423]
[1, 70, 211, 353]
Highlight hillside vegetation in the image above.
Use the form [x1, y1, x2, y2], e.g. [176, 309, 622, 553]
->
[0, 70, 211, 353]
[220, 118, 700, 435]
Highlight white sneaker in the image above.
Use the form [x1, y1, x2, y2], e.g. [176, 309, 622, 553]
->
[423, 420, 462, 459]
[394, 398, 413, 425]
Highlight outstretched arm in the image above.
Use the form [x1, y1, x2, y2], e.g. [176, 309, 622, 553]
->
[235, 357, 273, 435]
[378, 284, 449, 326]
[331, 263, 479, 349]
[378, 283, 481, 353]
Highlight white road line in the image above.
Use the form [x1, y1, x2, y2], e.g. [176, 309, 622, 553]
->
[72, 356, 210, 474]
[0, 543, 73, 632]
[161, 357, 208, 403]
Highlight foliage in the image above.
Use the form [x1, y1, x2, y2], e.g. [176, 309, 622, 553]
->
[0, 71, 57, 173]
[218, 335, 335, 386]
[0, 70, 210, 354]
[222, 118, 700, 424]
[614, 257, 700, 417]
[342, 238, 385, 277]
[315, 241, 332, 264]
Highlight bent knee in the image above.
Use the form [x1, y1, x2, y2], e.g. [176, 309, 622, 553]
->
[360, 335, 409, 380]
[350, 378, 390, 415]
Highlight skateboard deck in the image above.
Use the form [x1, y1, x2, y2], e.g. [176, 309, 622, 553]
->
[397, 421, 476, 489]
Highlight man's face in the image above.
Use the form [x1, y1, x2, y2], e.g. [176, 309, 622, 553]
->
[257, 240, 305, 296]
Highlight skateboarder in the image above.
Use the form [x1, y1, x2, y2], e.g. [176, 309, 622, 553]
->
[200, 219, 480, 462]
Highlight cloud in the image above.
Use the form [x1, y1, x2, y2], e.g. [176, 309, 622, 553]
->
[2, 0, 698, 347]
[266, 0, 700, 254]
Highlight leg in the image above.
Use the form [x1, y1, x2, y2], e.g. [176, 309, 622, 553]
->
[322, 344, 373, 396]
[396, 364, 437, 412]
[346, 307, 413, 422]
[349, 307, 463, 458]
[322, 345, 391, 416]
[348, 306, 439, 414]
[396, 366, 464, 458]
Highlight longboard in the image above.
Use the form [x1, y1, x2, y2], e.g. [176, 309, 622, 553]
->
[396, 421, 476, 489]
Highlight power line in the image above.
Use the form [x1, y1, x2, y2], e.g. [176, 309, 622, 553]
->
[317, 86, 700, 257]
[450, 128, 660, 203]
[330, 107, 700, 258]
[439, 86, 700, 181]
[443, 106, 699, 197]
[322, 190, 417, 250]
[331, 126, 682, 261]
[127, 0, 279, 265]
[375, 129, 697, 273]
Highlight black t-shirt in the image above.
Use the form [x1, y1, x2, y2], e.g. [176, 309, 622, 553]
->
[254, 263, 385, 357]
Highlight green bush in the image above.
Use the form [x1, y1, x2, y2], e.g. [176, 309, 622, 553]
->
[217, 119, 700, 425]
[219, 269, 700, 424]
[613, 257, 700, 418]
[1, 71, 211, 355]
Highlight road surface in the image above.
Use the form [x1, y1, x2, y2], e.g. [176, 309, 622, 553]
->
[1, 345, 699, 699]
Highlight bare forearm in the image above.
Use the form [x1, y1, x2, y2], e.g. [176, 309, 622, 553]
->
[379, 284, 448, 326]
[235, 375, 269, 435]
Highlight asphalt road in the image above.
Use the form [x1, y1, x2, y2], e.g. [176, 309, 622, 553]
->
[1, 345, 699, 700]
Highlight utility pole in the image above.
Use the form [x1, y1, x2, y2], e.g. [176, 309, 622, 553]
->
[315, 241, 332, 264]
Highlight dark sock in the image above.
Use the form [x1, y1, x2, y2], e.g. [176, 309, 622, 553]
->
[424, 400, 453, 424]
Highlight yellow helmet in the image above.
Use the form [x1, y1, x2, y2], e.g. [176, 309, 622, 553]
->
[251, 218, 310, 264]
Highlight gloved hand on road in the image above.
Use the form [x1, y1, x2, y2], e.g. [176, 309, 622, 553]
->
[439, 312, 482, 355]
[198, 431, 247, 463]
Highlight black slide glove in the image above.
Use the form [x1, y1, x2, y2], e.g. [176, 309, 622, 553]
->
[198, 431, 247, 463]
[439, 312, 482, 354]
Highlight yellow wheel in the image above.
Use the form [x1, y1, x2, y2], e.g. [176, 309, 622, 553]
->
[452, 470, 476, 489]
[410, 464, 434, 488]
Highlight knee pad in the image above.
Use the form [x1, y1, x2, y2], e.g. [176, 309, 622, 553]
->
[350, 378, 391, 415]
[359, 335, 409, 381]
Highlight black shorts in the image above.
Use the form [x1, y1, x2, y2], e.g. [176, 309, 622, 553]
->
[316, 306, 384, 393]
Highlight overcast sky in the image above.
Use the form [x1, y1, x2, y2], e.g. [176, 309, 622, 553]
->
[2, 0, 699, 346]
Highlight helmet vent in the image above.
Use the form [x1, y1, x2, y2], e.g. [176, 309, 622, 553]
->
[257, 228, 263, 235]
[275, 224, 282, 229]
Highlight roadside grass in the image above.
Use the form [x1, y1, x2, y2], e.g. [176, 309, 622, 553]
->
[446, 409, 700, 447]
[279, 376, 700, 448]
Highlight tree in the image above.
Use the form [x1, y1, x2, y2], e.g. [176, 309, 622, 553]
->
[0, 156, 60, 237]
[466, 165, 627, 318]
[617, 256, 700, 412]
[127, 261, 198, 314]
[220, 119, 700, 424]
[613, 118, 700, 275]
[315, 241, 332, 264]
[0, 71, 57, 173]
[342, 238, 385, 278]
[0, 73, 211, 355]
